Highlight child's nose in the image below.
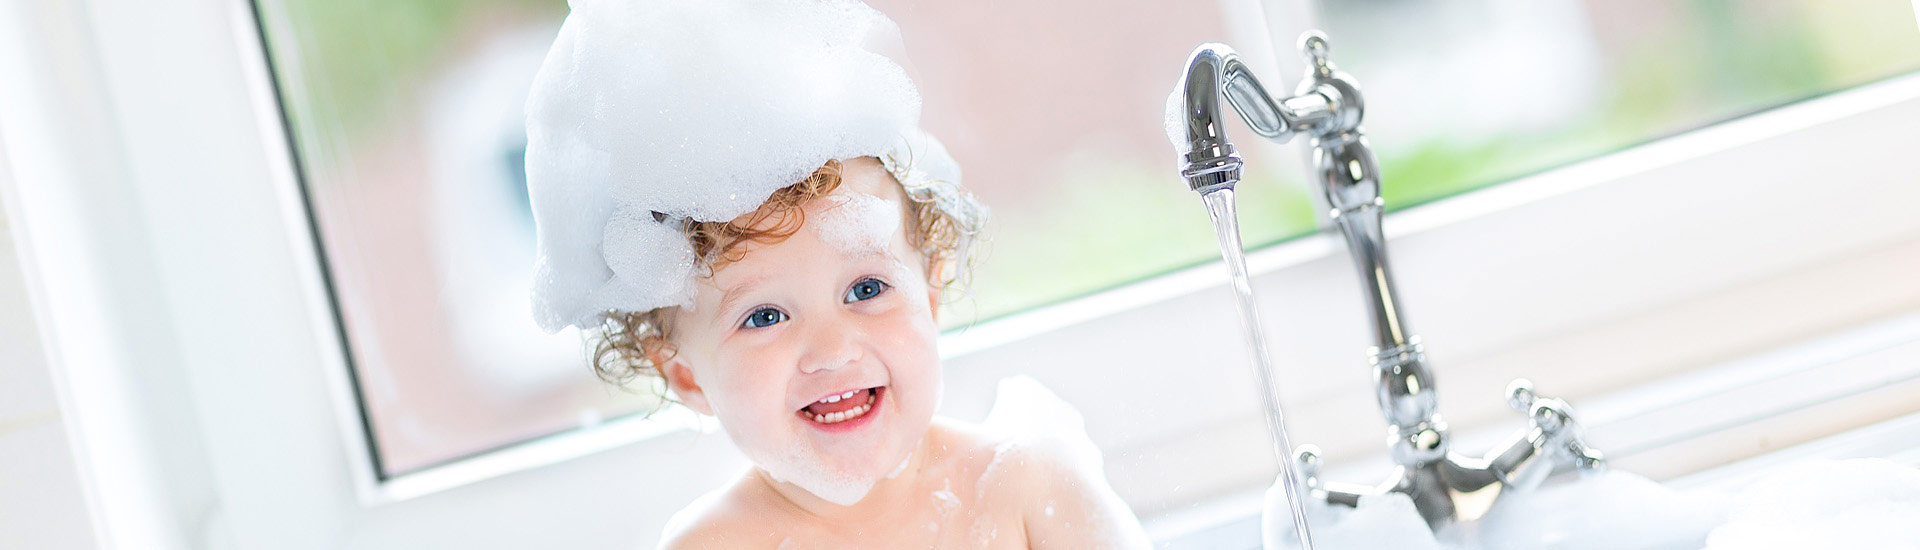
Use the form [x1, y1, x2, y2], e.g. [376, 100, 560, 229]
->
[797, 318, 863, 374]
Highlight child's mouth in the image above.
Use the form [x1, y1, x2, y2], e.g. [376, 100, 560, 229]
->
[797, 386, 884, 429]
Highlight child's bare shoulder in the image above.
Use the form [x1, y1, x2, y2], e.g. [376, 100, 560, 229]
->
[929, 417, 1098, 504]
[946, 376, 1154, 548]
[656, 475, 789, 549]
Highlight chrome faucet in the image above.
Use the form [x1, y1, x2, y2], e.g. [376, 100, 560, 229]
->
[1171, 32, 1606, 530]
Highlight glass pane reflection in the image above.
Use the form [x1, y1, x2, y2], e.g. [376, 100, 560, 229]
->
[254, 0, 657, 477]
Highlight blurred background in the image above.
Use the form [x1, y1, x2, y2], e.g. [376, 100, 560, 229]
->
[3, 0, 1918, 548]
[247, 0, 1920, 478]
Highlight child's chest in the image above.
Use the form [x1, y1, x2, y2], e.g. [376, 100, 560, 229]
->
[780, 477, 1031, 549]
[779, 508, 1028, 550]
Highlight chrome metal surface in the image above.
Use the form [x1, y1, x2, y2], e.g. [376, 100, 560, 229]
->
[1172, 32, 1607, 533]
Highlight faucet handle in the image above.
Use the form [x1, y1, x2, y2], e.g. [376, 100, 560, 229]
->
[1298, 31, 1333, 77]
[1506, 378, 1539, 413]
[1568, 442, 1606, 472]
[1506, 378, 1607, 473]
[1293, 444, 1326, 492]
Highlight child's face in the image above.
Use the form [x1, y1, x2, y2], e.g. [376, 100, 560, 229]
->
[663, 157, 942, 504]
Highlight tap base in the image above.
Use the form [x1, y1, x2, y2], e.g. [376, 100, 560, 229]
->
[1292, 379, 1607, 530]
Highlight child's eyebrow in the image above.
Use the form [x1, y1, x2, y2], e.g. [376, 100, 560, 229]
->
[716, 273, 772, 317]
[846, 248, 892, 264]
[845, 249, 913, 277]
[715, 250, 904, 317]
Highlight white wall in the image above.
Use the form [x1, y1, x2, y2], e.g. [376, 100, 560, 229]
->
[0, 152, 99, 549]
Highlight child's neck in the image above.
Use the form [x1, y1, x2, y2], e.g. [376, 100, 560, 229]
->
[752, 422, 947, 522]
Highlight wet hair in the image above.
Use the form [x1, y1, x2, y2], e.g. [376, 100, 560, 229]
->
[589, 158, 985, 391]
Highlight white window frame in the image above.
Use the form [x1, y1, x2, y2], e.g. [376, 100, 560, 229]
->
[3, 0, 1918, 547]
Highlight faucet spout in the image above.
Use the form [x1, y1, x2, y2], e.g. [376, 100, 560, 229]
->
[1173, 41, 1338, 194]
[1173, 44, 1249, 195]
[1170, 31, 1609, 532]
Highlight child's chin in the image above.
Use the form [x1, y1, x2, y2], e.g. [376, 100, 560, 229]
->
[759, 460, 881, 507]
[813, 438, 908, 479]
[790, 395, 934, 478]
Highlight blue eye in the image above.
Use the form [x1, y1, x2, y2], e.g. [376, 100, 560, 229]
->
[741, 307, 787, 329]
[844, 278, 889, 303]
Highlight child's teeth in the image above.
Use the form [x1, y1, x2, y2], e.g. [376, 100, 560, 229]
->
[841, 390, 857, 399]
[807, 403, 875, 425]
[824, 394, 841, 404]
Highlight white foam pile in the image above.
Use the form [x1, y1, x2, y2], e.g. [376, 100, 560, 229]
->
[1263, 490, 1444, 550]
[1164, 87, 1194, 156]
[1262, 458, 1920, 549]
[524, 0, 921, 332]
[980, 376, 1107, 474]
[1703, 458, 1920, 549]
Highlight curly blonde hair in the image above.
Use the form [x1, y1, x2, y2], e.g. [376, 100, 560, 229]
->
[589, 158, 984, 390]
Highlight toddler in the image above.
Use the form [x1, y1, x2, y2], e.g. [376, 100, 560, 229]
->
[523, 0, 1151, 548]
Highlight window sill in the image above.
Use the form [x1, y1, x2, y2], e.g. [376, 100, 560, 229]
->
[1144, 310, 1920, 548]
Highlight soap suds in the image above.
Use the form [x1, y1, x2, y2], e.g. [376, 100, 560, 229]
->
[524, 0, 922, 332]
[975, 376, 1149, 549]
[1263, 459, 1920, 549]
[887, 451, 913, 479]
[1703, 458, 1920, 549]
[1164, 87, 1193, 156]
[931, 477, 961, 517]
[759, 441, 880, 506]
[980, 376, 1106, 479]
[969, 514, 1000, 544]
[813, 192, 900, 255]
[974, 439, 1023, 502]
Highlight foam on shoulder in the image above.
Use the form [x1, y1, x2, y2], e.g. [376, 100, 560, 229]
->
[978, 376, 1106, 484]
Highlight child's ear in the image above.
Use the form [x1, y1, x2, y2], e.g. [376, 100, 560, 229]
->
[661, 359, 714, 416]
[924, 258, 946, 322]
[926, 287, 941, 323]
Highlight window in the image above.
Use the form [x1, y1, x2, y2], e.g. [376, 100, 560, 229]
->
[879, 0, 1920, 324]
[253, 0, 1919, 492]
[252, 0, 647, 478]
[1309, 0, 1920, 212]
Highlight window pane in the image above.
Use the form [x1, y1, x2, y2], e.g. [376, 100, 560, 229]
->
[858, 1, 1317, 327]
[251, 0, 1920, 478]
[1306, 0, 1920, 214]
[916, 0, 1920, 325]
[252, 0, 653, 477]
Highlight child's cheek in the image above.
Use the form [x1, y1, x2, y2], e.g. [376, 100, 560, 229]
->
[713, 342, 792, 404]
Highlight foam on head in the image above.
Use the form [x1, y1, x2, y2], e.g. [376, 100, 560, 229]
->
[525, 0, 922, 332]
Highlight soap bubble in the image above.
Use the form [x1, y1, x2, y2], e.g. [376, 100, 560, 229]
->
[1703, 458, 1920, 550]
[525, 0, 921, 332]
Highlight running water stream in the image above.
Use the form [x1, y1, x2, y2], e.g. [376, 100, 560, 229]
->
[1200, 187, 1315, 549]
